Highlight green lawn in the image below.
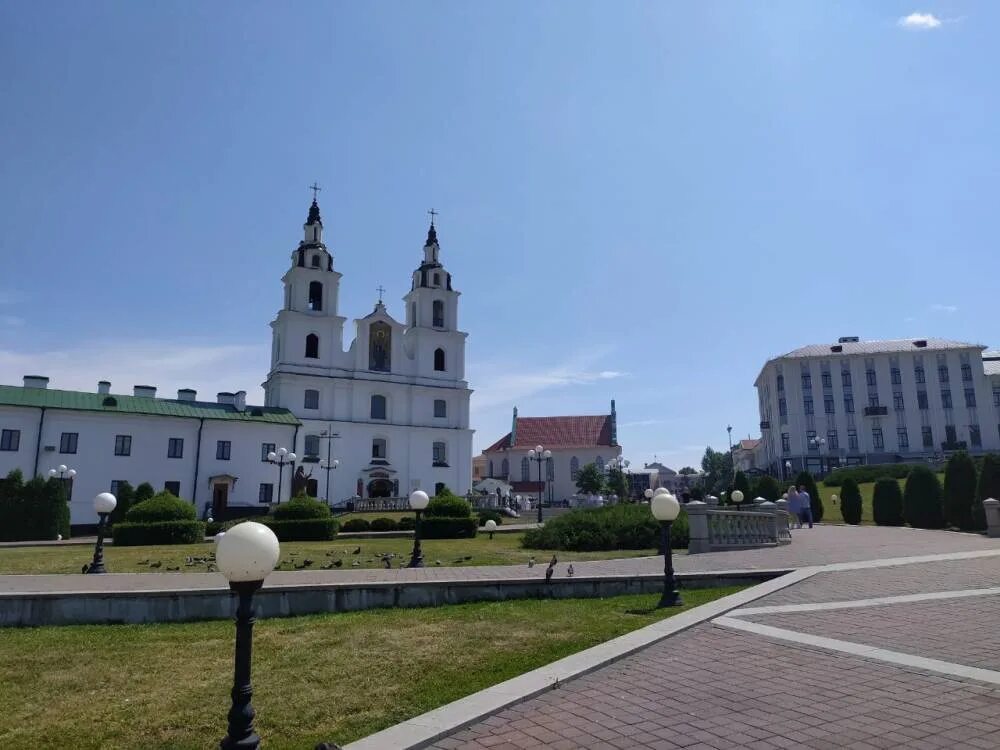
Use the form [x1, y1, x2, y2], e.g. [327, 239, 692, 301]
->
[0, 587, 741, 749]
[334, 510, 524, 525]
[0, 532, 657, 575]
[818, 473, 944, 524]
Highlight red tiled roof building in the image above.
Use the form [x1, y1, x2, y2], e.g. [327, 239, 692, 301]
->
[480, 402, 622, 504]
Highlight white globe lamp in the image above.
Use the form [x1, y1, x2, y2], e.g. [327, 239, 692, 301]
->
[216, 521, 280, 584]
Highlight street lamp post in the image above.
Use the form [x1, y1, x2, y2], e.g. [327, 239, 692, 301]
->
[265, 448, 296, 504]
[317, 427, 340, 505]
[649, 488, 682, 608]
[731, 489, 745, 512]
[86, 492, 117, 574]
[607, 457, 631, 502]
[810, 437, 827, 477]
[407, 490, 429, 567]
[527, 445, 552, 524]
[784, 459, 793, 482]
[216, 521, 281, 750]
[484, 518, 497, 539]
[48, 464, 77, 505]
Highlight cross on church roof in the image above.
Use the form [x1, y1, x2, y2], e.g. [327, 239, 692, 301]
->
[310, 182, 322, 202]
[427, 208, 438, 225]
[376, 285, 386, 302]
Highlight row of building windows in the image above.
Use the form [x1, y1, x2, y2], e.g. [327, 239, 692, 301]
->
[486, 455, 603, 481]
[302, 392, 451, 420]
[303, 332, 448, 371]
[781, 363, 977, 395]
[780, 424, 987, 453]
[786, 386, 983, 416]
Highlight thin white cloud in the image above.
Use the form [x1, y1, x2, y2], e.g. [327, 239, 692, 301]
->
[898, 12, 942, 30]
[0, 315, 24, 328]
[0, 340, 268, 402]
[929, 303, 958, 314]
[621, 419, 665, 428]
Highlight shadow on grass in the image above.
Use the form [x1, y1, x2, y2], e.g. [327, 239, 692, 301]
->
[624, 607, 660, 616]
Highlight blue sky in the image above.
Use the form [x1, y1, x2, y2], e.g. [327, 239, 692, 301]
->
[1, 2, 997, 470]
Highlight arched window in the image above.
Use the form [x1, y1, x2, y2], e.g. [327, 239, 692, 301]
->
[547, 456, 554, 480]
[433, 300, 444, 328]
[311, 254, 321, 268]
[305, 333, 319, 359]
[308, 281, 323, 311]
[488, 460, 494, 478]
[521, 456, 530, 481]
[433, 272, 440, 286]
[369, 321, 391, 372]
[370, 394, 387, 420]
[501, 458, 509, 477]
[303, 389, 319, 409]
[570, 456, 580, 480]
[433, 441, 447, 465]
[434, 348, 446, 372]
[372, 438, 386, 459]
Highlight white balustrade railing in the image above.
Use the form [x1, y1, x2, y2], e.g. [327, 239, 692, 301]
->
[686, 501, 793, 554]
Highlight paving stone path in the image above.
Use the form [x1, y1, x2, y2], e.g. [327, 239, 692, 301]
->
[421, 540, 1000, 750]
[1, 524, 995, 594]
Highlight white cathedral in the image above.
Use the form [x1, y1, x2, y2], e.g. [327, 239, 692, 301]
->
[263, 197, 474, 502]
[0, 195, 474, 527]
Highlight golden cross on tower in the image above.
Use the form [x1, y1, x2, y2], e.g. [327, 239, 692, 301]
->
[427, 207, 438, 225]
[376, 285, 386, 302]
[310, 182, 322, 201]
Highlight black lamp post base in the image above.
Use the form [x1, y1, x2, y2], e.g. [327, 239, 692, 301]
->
[220, 730, 261, 750]
[85, 562, 107, 575]
[407, 555, 424, 568]
[657, 589, 683, 608]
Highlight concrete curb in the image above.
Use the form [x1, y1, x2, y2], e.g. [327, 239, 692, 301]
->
[342, 568, 817, 750]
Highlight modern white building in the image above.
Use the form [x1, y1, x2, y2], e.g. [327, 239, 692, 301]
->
[755, 336, 1000, 479]
[0, 196, 474, 527]
[480, 403, 621, 503]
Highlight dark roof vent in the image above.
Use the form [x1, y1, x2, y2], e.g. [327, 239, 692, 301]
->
[913, 339, 928, 348]
[838, 336, 860, 343]
[102, 396, 118, 407]
[831, 345, 843, 353]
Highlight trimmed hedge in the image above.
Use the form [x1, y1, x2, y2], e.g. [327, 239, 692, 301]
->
[903, 465, 945, 529]
[370, 517, 398, 532]
[425, 495, 472, 518]
[943, 451, 977, 530]
[340, 518, 370, 532]
[125, 492, 197, 523]
[272, 495, 330, 520]
[112, 520, 205, 546]
[262, 517, 338, 541]
[840, 478, 862, 525]
[0, 472, 71, 542]
[522, 503, 689, 552]
[872, 477, 904, 526]
[419, 516, 478, 539]
[824, 463, 920, 487]
[397, 516, 416, 531]
[477, 510, 503, 527]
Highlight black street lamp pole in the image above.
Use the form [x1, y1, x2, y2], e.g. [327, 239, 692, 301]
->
[319, 427, 340, 505]
[529, 445, 550, 525]
[221, 580, 263, 750]
[266, 448, 295, 504]
[86, 511, 110, 574]
[658, 520, 682, 608]
[408, 509, 424, 568]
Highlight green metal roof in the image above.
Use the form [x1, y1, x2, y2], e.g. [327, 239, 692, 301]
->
[0, 385, 300, 425]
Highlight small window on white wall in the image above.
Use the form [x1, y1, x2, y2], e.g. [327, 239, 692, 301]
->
[372, 438, 387, 459]
[434, 399, 447, 418]
[371, 394, 387, 420]
[304, 389, 319, 409]
[433, 441, 447, 465]
[434, 348, 446, 371]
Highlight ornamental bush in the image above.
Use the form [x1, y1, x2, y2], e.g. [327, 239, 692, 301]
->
[0, 471, 71, 541]
[112, 520, 205, 546]
[262, 517, 338, 541]
[124, 491, 196, 523]
[733, 471, 751, 503]
[943, 451, 978, 530]
[135, 482, 156, 504]
[872, 478, 904, 526]
[272, 495, 330, 520]
[477, 509, 503, 527]
[369, 517, 398, 532]
[824, 463, 920, 487]
[419, 516, 478, 539]
[795, 471, 824, 523]
[973, 453, 1000, 531]
[839, 478, 863, 525]
[397, 516, 416, 531]
[109, 480, 136, 525]
[340, 518, 370, 532]
[425, 495, 472, 518]
[903, 465, 945, 529]
[522, 503, 688, 552]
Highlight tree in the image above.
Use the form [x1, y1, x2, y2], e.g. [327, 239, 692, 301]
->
[973, 454, 1000, 531]
[903, 465, 945, 529]
[752, 475, 781, 502]
[679, 466, 697, 475]
[606, 466, 629, 500]
[110, 480, 136, 525]
[840, 478, 863, 525]
[575, 463, 605, 495]
[135, 482, 155, 503]
[795, 471, 824, 523]
[943, 451, 977, 530]
[733, 471, 751, 503]
[700, 447, 733, 494]
[872, 477, 904, 526]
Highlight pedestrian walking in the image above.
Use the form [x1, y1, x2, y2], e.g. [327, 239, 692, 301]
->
[786, 486, 802, 529]
[797, 483, 814, 528]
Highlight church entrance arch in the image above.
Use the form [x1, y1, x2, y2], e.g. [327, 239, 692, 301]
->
[367, 478, 393, 498]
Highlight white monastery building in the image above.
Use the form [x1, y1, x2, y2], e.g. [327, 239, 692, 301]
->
[480, 404, 621, 503]
[0, 197, 474, 526]
[754, 336, 1000, 479]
